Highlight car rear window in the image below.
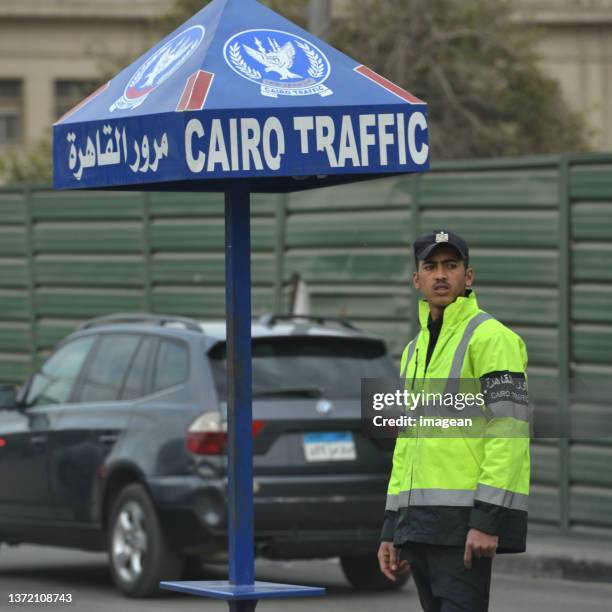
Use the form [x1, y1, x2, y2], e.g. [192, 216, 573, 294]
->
[209, 336, 396, 400]
[25, 335, 96, 406]
[153, 338, 190, 392]
[77, 334, 141, 402]
[120, 336, 154, 400]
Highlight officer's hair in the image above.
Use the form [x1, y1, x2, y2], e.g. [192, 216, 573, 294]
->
[414, 258, 469, 271]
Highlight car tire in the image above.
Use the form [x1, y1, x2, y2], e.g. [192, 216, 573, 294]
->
[340, 554, 411, 591]
[108, 483, 183, 597]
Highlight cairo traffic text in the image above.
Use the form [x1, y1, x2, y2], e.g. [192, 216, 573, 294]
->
[184, 112, 429, 174]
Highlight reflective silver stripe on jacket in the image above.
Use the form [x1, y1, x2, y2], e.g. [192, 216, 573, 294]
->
[448, 312, 494, 380]
[392, 485, 528, 510]
[475, 483, 528, 511]
[385, 494, 399, 511]
[400, 332, 420, 379]
[487, 401, 532, 422]
[399, 488, 475, 507]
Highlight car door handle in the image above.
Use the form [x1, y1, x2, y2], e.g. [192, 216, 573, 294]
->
[30, 434, 48, 446]
[98, 433, 119, 445]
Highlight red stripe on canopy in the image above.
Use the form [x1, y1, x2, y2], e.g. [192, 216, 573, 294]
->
[355, 65, 424, 105]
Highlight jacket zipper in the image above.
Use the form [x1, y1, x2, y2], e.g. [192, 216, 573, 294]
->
[412, 325, 439, 506]
[409, 329, 432, 509]
[408, 345, 421, 509]
[411, 348, 419, 391]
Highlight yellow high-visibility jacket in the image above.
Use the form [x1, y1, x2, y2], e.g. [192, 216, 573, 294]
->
[381, 291, 530, 553]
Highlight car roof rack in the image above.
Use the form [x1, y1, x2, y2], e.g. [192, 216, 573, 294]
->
[258, 314, 360, 332]
[78, 313, 203, 334]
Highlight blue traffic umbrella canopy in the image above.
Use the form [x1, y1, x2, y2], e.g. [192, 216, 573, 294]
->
[54, 0, 429, 193]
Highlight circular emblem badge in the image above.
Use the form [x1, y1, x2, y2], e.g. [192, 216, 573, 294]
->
[223, 29, 333, 98]
[316, 399, 334, 416]
[110, 25, 205, 112]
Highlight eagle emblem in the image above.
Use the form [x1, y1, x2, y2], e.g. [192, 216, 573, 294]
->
[243, 38, 302, 80]
[110, 25, 205, 112]
[141, 38, 200, 88]
[224, 29, 333, 98]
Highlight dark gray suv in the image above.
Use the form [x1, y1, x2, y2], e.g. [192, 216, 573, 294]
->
[0, 314, 406, 596]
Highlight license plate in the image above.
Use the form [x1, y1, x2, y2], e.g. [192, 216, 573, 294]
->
[303, 432, 356, 462]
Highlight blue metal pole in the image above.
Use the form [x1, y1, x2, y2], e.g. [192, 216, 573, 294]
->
[224, 183, 255, 587]
[161, 185, 323, 605]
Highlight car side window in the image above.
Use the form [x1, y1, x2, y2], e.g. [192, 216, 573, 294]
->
[77, 334, 141, 403]
[24, 336, 96, 407]
[120, 336, 154, 400]
[153, 339, 189, 392]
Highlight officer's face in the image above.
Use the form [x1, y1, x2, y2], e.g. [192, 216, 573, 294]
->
[413, 245, 473, 309]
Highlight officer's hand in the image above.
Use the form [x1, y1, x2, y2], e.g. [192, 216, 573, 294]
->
[377, 541, 409, 581]
[463, 528, 499, 569]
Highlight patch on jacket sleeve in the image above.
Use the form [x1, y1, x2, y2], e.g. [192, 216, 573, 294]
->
[480, 370, 530, 422]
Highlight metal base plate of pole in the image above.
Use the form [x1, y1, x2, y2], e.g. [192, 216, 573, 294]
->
[160, 580, 325, 610]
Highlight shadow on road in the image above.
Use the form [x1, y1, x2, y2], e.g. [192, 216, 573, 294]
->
[0, 546, 409, 601]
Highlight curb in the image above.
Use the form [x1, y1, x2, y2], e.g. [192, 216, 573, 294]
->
[494, 552, 612, 583]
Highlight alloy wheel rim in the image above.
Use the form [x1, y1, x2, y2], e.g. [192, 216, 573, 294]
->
[111, 500, 148, 583]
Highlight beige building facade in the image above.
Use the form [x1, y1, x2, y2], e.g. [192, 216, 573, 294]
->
[0, 0, 172, 151]
[1, 0, 612, 153]
[514, 0, 612, 150]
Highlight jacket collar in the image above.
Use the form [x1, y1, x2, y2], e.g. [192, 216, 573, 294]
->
[418, 290, 479, 330]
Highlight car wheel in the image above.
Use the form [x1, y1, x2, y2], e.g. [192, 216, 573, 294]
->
[108, 483, 183, 597]
[340, 554, 411, 591]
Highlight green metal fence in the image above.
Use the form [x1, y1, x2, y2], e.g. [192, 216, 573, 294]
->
[0, 153, 611, 535]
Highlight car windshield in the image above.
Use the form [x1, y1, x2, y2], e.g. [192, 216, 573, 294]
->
[209, 336, 396, 400]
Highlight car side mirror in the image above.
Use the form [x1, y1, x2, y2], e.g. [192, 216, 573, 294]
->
[0, 385, 18, 410]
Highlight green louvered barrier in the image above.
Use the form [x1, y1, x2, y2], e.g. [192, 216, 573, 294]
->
[476, 287, 559, 325]
[151, 218, 277, 252]
[529, 485, 561, 524]
[152, 254, 276, 285]
[0, 228, 27, 256]
[419, 170, 559, 208]
[35, 257, 146, 287]
[0, 153, 611, 536]
[0, 192, 27, 223]
[0, 260, 28, 287]
[151, 288, 275, 320]
[286, 211, 410, 248]
[35, 289, 147, 318]
[149, 191, 283, 217]
[420, 210, 559, 247]
[570, 487, 612, 527]
[307, 287, 411, 321]
[288, 178, 411, 211]
[568, 157, 612, 531]
[0, 324, 30, 352]
[33, 224, 144, 254]
[31, 191, 144, 220]
[284, 250, 411, 285]
[0, 355, 29, 382]
[0, 290, 28, 320]
[531, 445, 560, 485]
[573, 203, 612, 242]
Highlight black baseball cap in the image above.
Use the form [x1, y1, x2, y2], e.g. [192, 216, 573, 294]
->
[414, 229, 469, 266]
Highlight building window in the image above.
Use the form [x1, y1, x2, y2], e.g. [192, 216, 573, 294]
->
[0, 80, 22, 146]
[54, 80, 99, 119]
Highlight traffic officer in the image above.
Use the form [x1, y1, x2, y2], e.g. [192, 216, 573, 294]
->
[377, 230, 530, 612]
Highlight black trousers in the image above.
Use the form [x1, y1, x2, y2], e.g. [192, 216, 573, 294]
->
[401, 543, 492, 612]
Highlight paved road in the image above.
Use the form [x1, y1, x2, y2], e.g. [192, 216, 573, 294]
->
[1, 545, 612, 612]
